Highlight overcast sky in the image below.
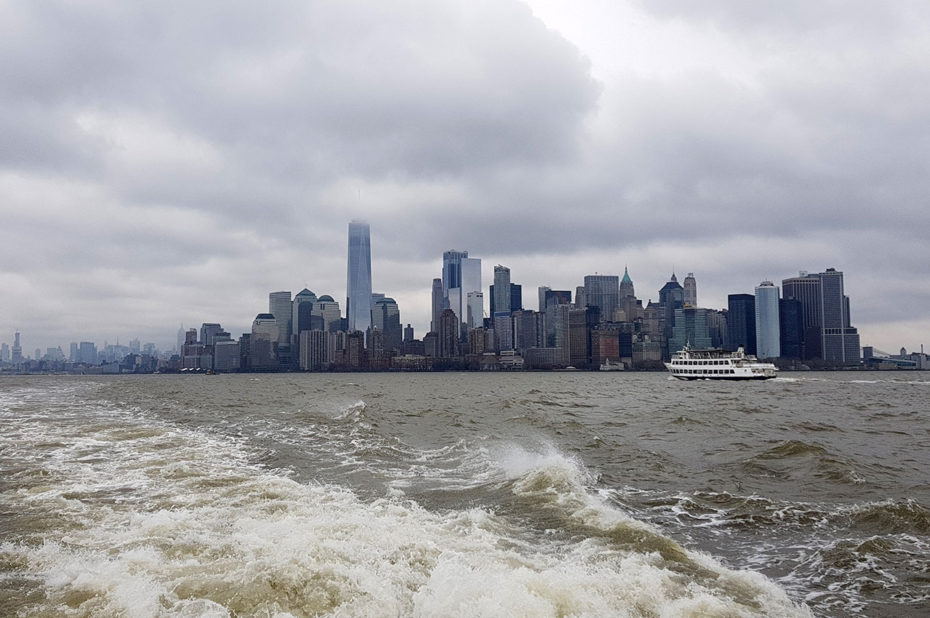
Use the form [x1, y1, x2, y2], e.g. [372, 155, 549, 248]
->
[2, 0, 928, 355]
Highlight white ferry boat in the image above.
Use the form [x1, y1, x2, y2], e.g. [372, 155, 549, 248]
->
[665, 345, 777, 380]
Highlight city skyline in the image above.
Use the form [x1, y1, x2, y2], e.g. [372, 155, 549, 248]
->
[0, 254, 901, 361]
[2, 1, 929, 354]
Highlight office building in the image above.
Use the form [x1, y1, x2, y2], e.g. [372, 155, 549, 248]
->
[431, 278, 443, 333]
[346, 220, 373, 334]
[493, 265, 511, 317]
[250, 313, 278, 370]
[200, 323, 225, 347]
[268, 291, 292, 346]
[669, 307, 713, 353]
[782, 268, 859, 364]
[79, 341, 97, 365]
[438, 309, 460, 358]
[782, 271, 822, 360]
[373, 297, 402, 353]
[292, 289, 317, 336]
[213, 340, 241, 372]
[311, 295, 342, 333]
[818, 268, 861, 364]
[683, 273, 697, 307]
[659, 274, 685, 357]
[441, 250, 481, 337]
[727, 294, 756, 354]
[12, 332, 23, 364]
[466, 291, 484, 332]
[779, 298, 803, 360]
[584, 275, 619, 322]
[754, 281, 781, 360]
[538, 286, 550, 313]
[619, 267, 637, 321]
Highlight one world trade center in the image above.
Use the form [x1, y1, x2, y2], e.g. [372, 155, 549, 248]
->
[346, 220, 372, 334]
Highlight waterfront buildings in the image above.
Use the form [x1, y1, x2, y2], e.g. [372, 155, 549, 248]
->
[782, 268, 860, 365]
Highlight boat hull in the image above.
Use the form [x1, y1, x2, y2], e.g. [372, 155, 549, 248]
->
[668, 373, 776, 381]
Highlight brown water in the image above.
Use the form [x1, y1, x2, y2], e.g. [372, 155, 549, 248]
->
[1, 372, 928, 616]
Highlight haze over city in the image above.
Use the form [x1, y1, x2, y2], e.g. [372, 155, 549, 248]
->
[2, 0, 928, 354]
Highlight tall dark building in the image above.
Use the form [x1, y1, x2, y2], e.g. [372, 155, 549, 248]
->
[659, 273, 685, 358]
[430, 278, 443, 333]
[779, 298, 803, 360]
[782, 272, 822, 360]
[438, 309, 460, 358]
[818, 268, 860, 364]
[373, 297, 402, 354]
[727, 294, 756, 355]
[544, 290, 572, 347]
[489, 282, 523, 315]
[584, 274, 620, 322]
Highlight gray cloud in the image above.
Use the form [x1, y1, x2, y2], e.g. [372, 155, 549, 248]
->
[1, 0, 928, 353]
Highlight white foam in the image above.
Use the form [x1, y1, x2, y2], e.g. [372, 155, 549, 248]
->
[1, 382, 812, 617]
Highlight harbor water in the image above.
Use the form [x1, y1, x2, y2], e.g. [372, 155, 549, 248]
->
[1, 372, 928, 616]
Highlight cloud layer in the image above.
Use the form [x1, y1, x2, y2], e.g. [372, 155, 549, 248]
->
[1, 0, 927, 353]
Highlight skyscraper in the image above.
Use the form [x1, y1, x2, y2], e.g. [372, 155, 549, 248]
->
[779, 298, 803, 360]
[346, 220, 373, 334]
[538, 286, 550, 313]
[466, 291, 484, 332]
[782, 271, 822, 360]
[727, 294, 756, 354]
[292, 289, 317, 337]
[754, 281, 781, 359]
[431, 278, 443, 333]
[312, 296, 342, 333]
[11, 332, 23, 364]
[619, 267, 636, 320]
[372, 297, 402, 353]
[493, 265, 511, 317]
[683, 273, 697, 307]
[584, 275, 620, 322]
[441, 249, 481, 336]
[817, 268, 860, 364]
[268, 291, 292, 346]
[659, 274, 685, 357]
[250, 313, 278, 369]
[669, 307, 713, 353]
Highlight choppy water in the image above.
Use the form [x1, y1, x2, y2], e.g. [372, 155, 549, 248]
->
[1, 373, 928, 617]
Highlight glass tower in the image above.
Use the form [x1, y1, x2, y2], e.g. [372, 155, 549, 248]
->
[346, 220, 372, 334]
[754, 281, 781, 359]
